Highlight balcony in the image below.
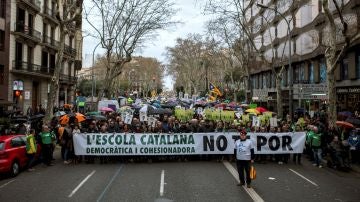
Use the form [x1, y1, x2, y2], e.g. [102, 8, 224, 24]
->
[293, 80, 312, 84]
[42, 35, 59, 49]
[14, 22, 41, 43]
[64, 44, 76, 56]
[12, 60, 54, 78]
[43, 6, 58, 23]
[17, 0, 41, 13]
[59, 73, 77, 84]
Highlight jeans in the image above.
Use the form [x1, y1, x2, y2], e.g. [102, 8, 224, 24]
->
[312, 148, 322, 166]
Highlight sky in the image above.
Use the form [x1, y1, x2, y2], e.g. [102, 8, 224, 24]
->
[82, 0, 211, 91]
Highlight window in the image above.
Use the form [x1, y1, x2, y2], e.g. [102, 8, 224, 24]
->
[11, 137, 25, 147]
[0, 0, 5, 18]
[0, 30, 4, 51]
[309, 63, 314, 83]
[42, 51, 48, 68]
[294, 65, 300, 83]
[341, 57, 348, 80]
[299, 64, 305, 82]
[320, 59, 327, 82]
[0, 64, 4, 84]
[282, 69, 288, 87]
[271, 72, 276, 88]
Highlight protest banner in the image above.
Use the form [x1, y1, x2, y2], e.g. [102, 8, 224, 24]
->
[73, 132, 306, 156]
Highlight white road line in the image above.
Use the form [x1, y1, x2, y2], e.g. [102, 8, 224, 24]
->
[160, 170, 165, 196]
[223, 161, 264, 202]
[68, 170, 96, 198]
[289, 168, 318, 187]
[97, 165, 123, 202]
[0, 180, 15, 189]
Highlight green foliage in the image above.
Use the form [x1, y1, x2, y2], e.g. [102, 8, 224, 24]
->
[77, 79, 92, 96]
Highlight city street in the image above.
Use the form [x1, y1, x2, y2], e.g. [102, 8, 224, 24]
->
[1, 148, 359, 202]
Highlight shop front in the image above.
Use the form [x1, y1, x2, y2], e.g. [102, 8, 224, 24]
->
[337, 87, 360, 113]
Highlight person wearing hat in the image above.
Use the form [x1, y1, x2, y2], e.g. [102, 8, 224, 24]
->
[235, 130, 255, 188]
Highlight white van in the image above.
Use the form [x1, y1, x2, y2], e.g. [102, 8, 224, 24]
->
[98, 100, 120, 112]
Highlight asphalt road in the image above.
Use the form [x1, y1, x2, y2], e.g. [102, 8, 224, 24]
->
[1, 149, 360, 202]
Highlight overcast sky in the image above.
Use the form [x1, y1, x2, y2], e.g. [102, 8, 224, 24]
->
[82, 0, 210, 90]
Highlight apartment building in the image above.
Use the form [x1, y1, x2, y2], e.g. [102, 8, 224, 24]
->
[245, 0, 360, 113]
[0, 0, 82, 114]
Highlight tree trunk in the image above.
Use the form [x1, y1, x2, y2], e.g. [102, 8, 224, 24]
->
[44, 25, 65, 123]
[326, 60, 337, 127]
[243, 76, 249, 102]
[276, 76, 283, 120]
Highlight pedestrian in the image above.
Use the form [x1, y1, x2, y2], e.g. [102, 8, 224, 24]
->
[235, 130, 255, 188]
[39, 125, 56, 166]
[26, 129, 37, 171]
[310, 126, 323, 168]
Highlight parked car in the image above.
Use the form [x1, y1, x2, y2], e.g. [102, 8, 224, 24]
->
[0, 135, 40, 176]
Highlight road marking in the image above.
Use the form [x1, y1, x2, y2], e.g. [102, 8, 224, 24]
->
[160, 170, 165, 196]
[0, 180, 15, 189]
[97, 165, 123, 202]
[223, 161, 264, 202]
[68, 170, 96, 198]
[289, 169, 318, 187]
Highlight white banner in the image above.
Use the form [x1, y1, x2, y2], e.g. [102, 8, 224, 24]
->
[73, 132, 306, 156]
[249, 132, 306, 154]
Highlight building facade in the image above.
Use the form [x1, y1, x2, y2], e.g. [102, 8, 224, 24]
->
[0, 0, 82, 114]
[245, 0, 360, 113]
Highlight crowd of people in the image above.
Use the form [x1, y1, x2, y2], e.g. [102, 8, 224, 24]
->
[9, 103, 360, 172]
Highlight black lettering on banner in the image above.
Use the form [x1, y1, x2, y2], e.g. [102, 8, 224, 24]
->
[269, 136, 280, 151]
[216, 135, 227, 151]
[257, 136, 267, 151]
[282, 136, 293, 151]
[203, 136, 215, 151]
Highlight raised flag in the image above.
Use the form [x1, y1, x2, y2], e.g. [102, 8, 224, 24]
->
[209, 83, 222, 96]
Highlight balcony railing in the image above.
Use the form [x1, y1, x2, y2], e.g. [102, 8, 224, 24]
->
[44, 6, 55, 17]
[293, 80, 317, 84]
[43, 35, 60, 48]
[60, 73, 77, 84]
[64, 44, 76, 55]
[19, 0, 41, 11]
[14, 22, 41, 42]
[12, 60, 54, 75]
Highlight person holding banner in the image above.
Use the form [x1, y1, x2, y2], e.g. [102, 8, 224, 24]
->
[235, 130, 255, 188]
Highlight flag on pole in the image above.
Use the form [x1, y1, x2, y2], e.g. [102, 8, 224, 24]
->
[209, 83, 222, 96]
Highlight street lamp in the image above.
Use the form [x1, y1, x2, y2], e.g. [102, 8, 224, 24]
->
[91, 37, 114, 104]
[92, 41, 101, 104]
[257, 3, 293, 120]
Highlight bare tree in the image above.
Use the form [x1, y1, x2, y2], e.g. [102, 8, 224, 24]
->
[166, 34, 220, 96]
[322, 0, 360, 126]
[84, 0, 178, 101]
[204, 0, 291, 118]
[45, 0, 82, 122]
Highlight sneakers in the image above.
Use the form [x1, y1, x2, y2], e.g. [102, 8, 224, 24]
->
[64, 161, 72, 165]
[247, 184, 251, 188]
[318, 165, 323, 168]
[278, 161, 283, 165]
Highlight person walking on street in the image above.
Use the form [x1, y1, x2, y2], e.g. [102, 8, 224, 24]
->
[235, 130, 255, 188]
[26, 129, 37, 171]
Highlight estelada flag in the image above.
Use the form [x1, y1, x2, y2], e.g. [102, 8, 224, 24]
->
[209, 83, 222, 96]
